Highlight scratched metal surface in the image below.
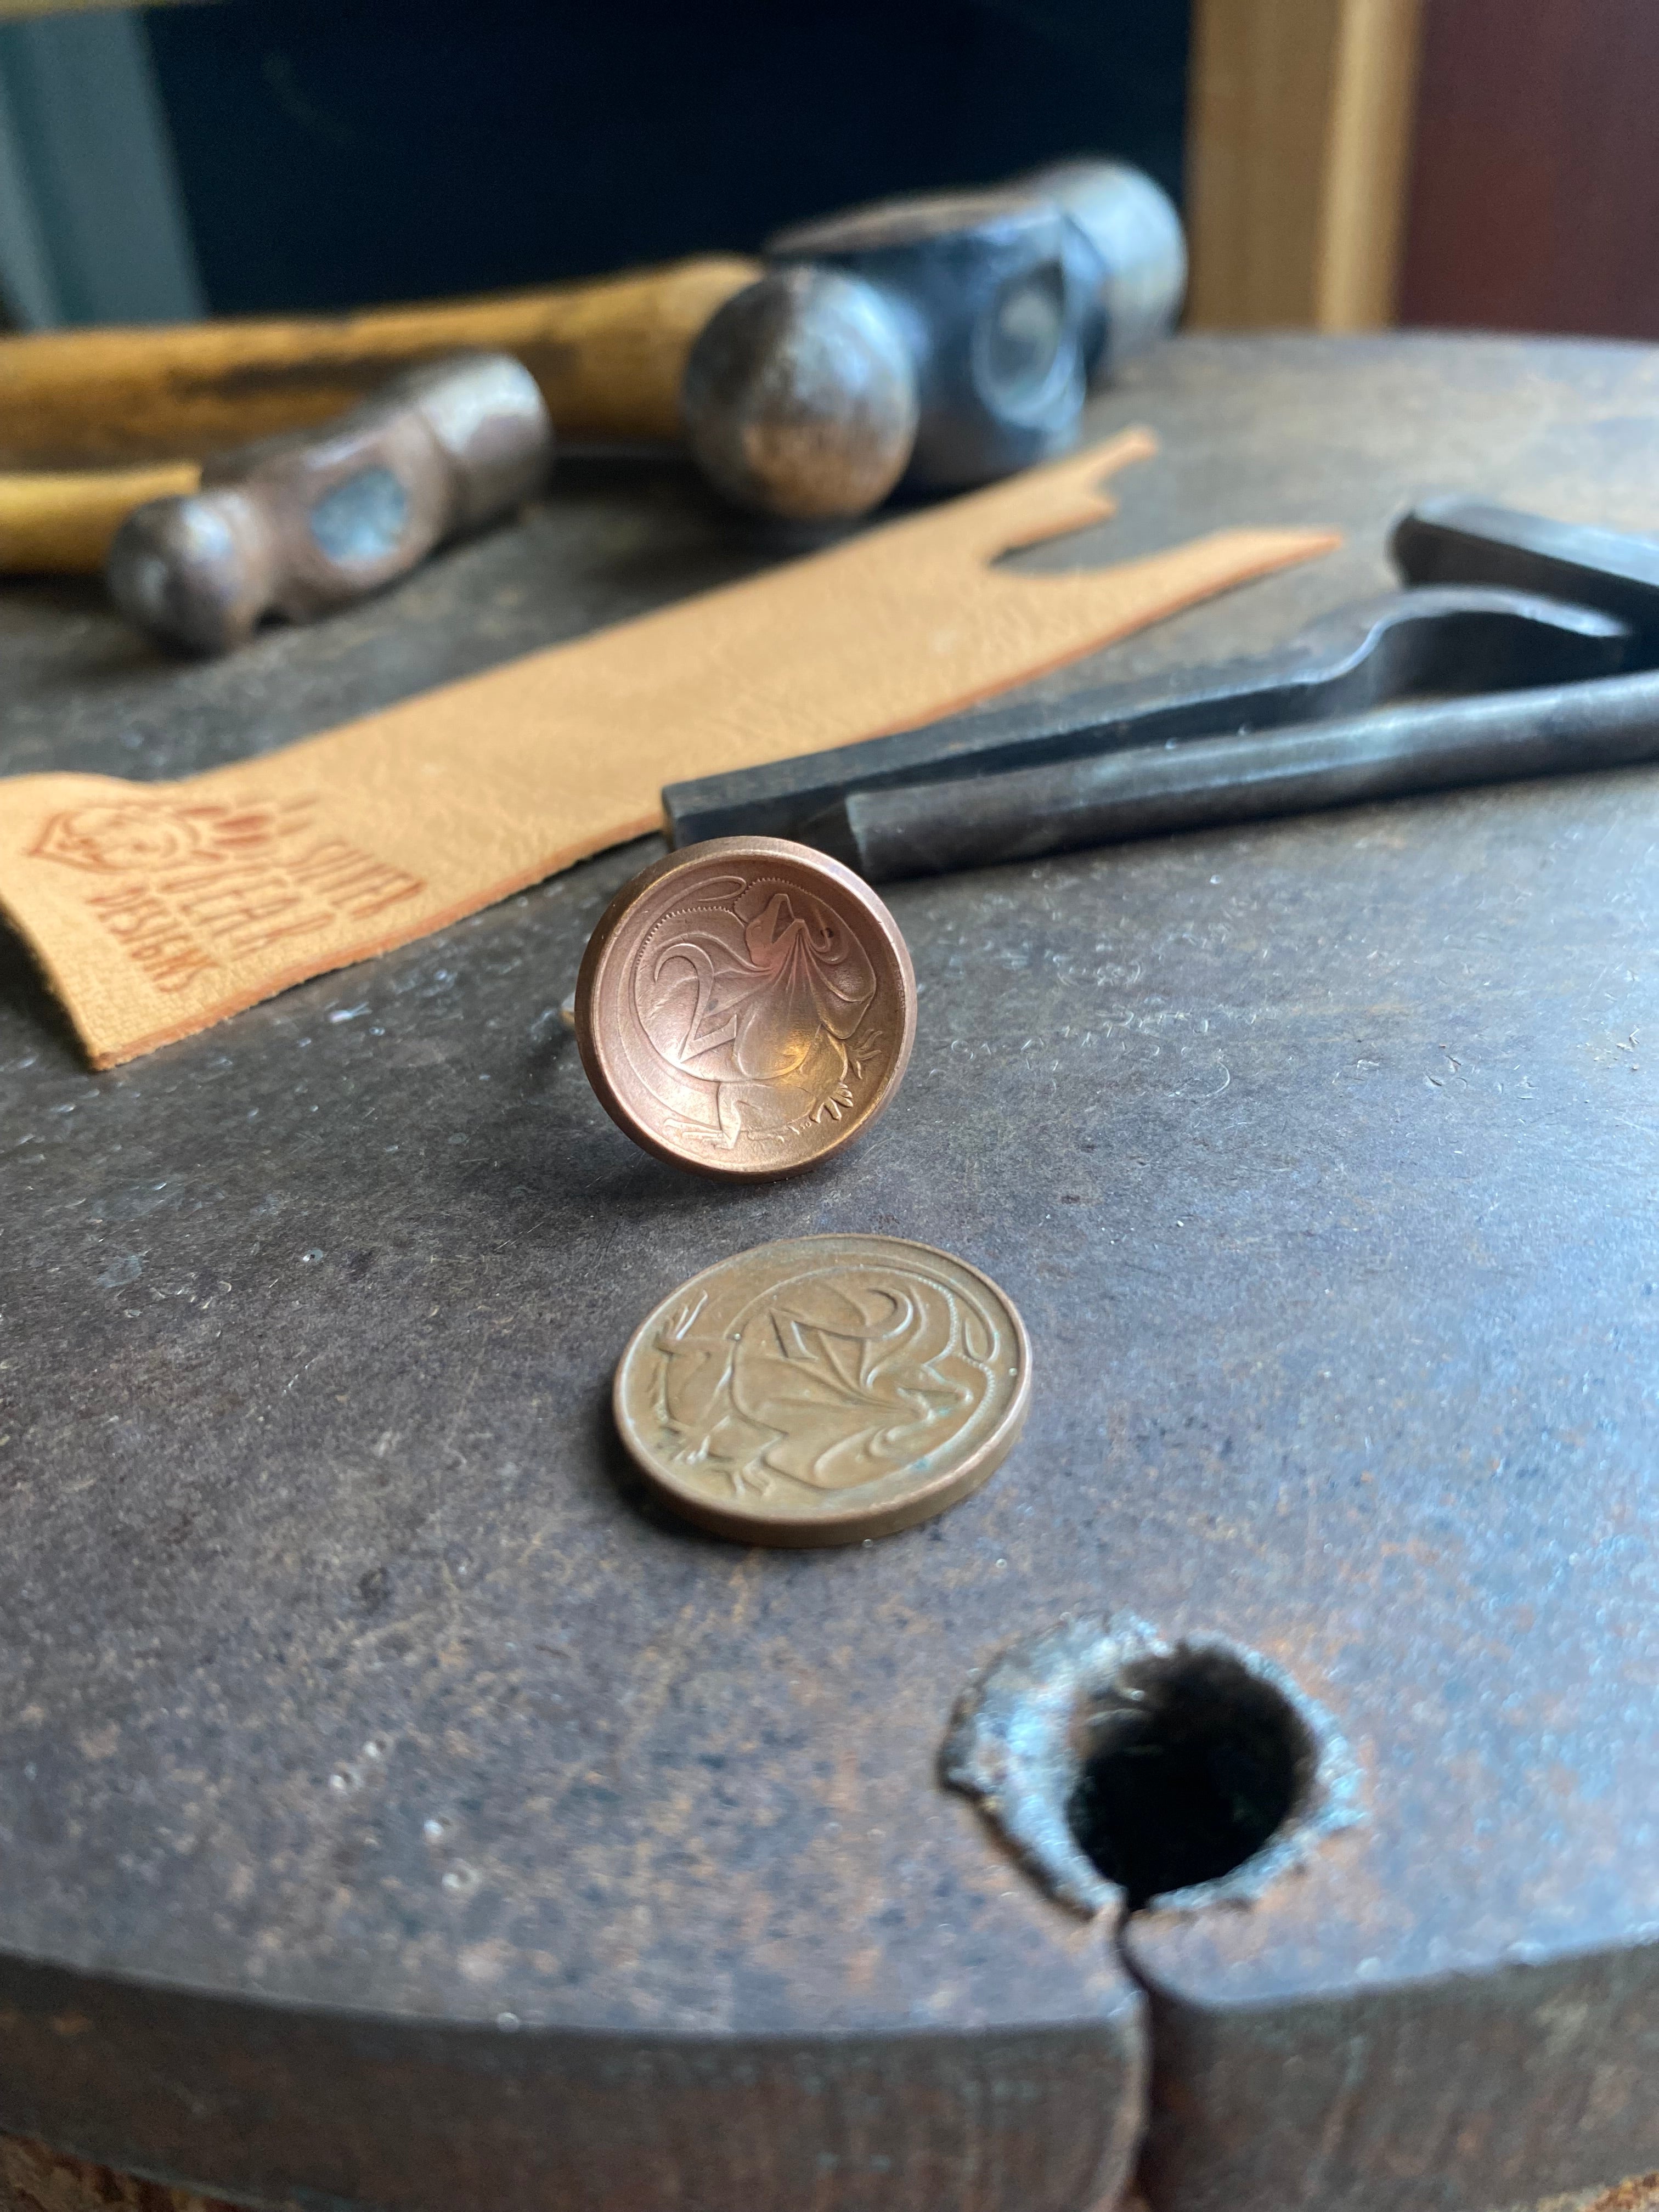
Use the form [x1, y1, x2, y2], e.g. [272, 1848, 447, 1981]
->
[2, 335, 1659, 2212]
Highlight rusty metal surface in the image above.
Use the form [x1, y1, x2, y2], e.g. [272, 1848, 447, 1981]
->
[0, 2131, 239, 2212]
[3, 335, 1659, 2212]
[942, 1615, 1362, 1917]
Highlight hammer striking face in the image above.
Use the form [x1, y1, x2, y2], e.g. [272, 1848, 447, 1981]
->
[685, 166, 1184, 522]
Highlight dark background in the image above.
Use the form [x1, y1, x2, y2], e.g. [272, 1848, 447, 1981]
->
[143, 0, 1189, 315]
[9, 1, 1659, 346]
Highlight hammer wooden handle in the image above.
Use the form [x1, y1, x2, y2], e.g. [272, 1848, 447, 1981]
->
[0, 462, 201, 573]
[0, 255, 758, 469]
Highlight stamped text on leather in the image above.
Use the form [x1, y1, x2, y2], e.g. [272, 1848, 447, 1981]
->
[28, 794, 423, 996]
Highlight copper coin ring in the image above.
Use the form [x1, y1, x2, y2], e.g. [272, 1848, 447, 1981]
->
[613, 1233, 1031, 1545]
[575, 836, 916, 1180]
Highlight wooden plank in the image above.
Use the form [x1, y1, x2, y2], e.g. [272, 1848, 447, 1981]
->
[1186, 0, 1344, 326]
[1186, 0, 1424, 329]
[1318, 0, 1425, 326]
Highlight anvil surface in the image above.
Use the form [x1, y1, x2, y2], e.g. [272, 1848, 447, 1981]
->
[2, 335, 1658, 2212]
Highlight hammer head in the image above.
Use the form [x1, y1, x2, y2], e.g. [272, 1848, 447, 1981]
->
[105, 486, 280, 657]
[766, 189, 1093, 492]
[107, 351, 551, 654]
[681, 266, 918, 521]
[1019, 159, 1187, 383]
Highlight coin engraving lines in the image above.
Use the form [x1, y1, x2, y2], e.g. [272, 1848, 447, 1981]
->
[633, 873, 883, 1151]
[578, 839, 916, 1184]
[647, 1261, 1002, 1500]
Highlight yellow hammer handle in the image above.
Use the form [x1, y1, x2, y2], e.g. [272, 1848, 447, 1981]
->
[0, 461, 201, 573]
[0, 255, 760, 469]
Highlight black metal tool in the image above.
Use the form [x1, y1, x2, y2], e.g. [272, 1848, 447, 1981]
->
[665, 579, 1631, 850]
[1393, 493, 1659, 645]
[662, 498, 1659, 879]
[817, 665, 1659, 880]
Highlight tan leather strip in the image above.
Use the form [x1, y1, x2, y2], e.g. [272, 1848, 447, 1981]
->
[0, 431, 1339, 1068]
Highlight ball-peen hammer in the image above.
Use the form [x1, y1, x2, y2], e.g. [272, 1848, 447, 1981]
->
[104, 351, 552, 656]
[1, 159, 1183, 574]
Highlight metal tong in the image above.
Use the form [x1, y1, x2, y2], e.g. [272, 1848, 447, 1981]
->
[663, 499, 1659, 881]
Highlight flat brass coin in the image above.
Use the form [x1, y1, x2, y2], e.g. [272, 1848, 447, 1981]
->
[613, 1234, 1031, 1545]
[574, 837, 916, 1180]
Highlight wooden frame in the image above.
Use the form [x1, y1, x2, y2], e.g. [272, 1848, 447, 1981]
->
[1185, 0, 1426, 330]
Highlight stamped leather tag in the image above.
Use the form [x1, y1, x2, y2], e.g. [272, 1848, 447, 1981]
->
[0, 430, 1338, 1066]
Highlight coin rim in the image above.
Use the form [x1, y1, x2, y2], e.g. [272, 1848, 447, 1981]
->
[574, 837, 917, 1182]
[612, 1232, 1031, 1547]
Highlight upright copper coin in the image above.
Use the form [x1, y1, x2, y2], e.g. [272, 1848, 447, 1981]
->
[575, 837, 916, 1179]
[613, 1233, 1030, 1545]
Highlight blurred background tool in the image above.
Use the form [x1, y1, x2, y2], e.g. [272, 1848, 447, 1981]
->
[675, 265, 920, 522]
[1017, 157, 1187, 376]
[0, 255, 758, 467]
[662, 500, 1659, 881]
[105, 350, 551, 653]
[684, 182, 1120, 517]
[664, 557, 1635, 853]
[686, 162, 1186, 515]
[763, 160, 1187, 462]
[0, 159, 1184, 548]
[763, 190, 1096, 497]
[0, 458, 199, 573]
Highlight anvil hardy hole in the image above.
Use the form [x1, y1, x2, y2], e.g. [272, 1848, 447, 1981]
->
[1066, 1646, 1317, 1910]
